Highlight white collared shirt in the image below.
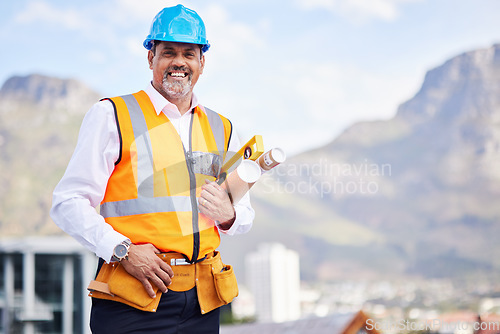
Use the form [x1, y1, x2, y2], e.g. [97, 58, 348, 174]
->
[50, 83, 254, 262]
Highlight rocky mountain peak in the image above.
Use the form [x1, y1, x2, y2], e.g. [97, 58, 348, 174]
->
[0, 74, 101, 114]
[396, 44, 500, 124]
[330, 44, 500, 149]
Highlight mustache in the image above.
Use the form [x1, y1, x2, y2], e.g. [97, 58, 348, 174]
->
[164, 66, 193, 78]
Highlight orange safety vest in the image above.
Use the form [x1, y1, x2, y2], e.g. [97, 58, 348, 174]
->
[100, 91, 233, 262]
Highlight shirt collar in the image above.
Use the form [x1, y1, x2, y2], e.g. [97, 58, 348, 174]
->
[144, 82, 200, 118]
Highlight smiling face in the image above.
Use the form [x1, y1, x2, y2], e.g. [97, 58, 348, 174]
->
[148, 41, 205, 104]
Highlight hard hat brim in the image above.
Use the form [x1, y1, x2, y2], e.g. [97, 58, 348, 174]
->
[143, 38, 210, 53]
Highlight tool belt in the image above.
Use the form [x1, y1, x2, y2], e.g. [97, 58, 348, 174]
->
[87, 251, 238, 314]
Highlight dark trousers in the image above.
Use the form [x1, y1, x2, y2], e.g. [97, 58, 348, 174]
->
[90, 288, 220, 334]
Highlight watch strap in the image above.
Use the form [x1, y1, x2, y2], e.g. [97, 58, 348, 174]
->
[111, 239, 131, 262]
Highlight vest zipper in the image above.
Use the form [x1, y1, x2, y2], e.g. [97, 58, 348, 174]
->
[185, 109, 200, 263]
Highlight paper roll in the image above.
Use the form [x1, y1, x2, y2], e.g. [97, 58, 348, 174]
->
[257, 148, 286, 171]
[222, 148, 286, 204]
[223, 160, 261, 204]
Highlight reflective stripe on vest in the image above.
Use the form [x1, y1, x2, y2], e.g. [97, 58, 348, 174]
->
[100, 91, 231, 260]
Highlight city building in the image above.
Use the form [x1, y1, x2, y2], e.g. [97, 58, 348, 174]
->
[245, 243, 300, 323]
[0, 237, 97, 334]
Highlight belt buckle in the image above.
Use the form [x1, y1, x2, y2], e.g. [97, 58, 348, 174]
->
[170, 258, 190, 266]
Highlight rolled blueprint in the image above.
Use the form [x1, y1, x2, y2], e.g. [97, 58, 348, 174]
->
[223, 148, 286, 204]
[223, 160, 261, 204]
[257, 148, 286, 172]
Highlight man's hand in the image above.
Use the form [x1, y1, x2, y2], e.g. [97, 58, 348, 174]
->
[199, 179, 235, 229]
[120, 243, 174, 298]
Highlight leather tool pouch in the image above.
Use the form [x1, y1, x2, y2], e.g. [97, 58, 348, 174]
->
[214, 264, 238, 304]
[87, 262, 161, 312]
[87, 253, 198, 312]
[195, 251, 239, 314]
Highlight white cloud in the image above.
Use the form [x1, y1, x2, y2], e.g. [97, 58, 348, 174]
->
[108, 0, 178, 27]
[112, 0, 167, 20]
[245, 58, 421, 155]
[86, 50, 106, 64]
[12, 1, 115, 41]
[107, 0, 214, 29]
[203, 3, 265, 60]
[295, 0, 423, 23]
[14, 1, 86, 30]
[196, 3, 266, 87]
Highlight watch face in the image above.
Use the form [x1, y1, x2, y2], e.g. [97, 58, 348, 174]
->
[114, 244, 128, 257]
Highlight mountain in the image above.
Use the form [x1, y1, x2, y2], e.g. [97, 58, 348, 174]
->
[0, 74, 101, 236]
[219, 43, 500, 282]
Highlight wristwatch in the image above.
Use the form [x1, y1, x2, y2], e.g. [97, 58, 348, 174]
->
[111, 239, 131, 262]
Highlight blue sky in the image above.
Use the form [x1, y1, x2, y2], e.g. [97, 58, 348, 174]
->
[1, 0, 499, 155]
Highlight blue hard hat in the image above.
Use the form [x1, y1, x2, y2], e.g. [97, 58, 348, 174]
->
[143, 4, 210, 53]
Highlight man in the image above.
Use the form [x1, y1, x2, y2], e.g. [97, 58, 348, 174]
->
[51, 4, 254, 333]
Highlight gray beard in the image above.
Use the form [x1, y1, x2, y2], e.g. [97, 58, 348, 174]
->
[162, 78, 192, 99]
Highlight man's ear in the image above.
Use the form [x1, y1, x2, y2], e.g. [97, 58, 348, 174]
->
[148, 50, 154, 70]
[200, 54, 205, 74]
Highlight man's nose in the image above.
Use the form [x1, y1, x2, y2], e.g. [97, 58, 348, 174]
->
[171, 53, 187, 67]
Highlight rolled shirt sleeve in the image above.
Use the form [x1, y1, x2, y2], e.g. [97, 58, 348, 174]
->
[50, 100, 128, 262]
[216, 133, 255, 236]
